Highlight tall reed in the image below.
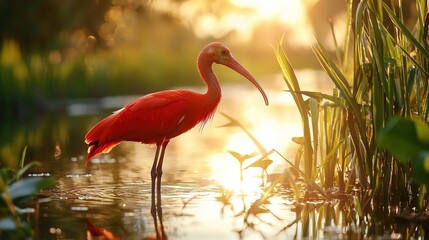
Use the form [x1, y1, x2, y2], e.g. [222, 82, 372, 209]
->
[276, 0, 429, 211]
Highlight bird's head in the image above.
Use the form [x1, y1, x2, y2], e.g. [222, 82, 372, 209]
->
[204, 42, 233, 65]
[201, 42, 269, 106]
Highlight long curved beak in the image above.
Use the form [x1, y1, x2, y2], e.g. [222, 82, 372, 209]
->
[224, 57, 269, 106]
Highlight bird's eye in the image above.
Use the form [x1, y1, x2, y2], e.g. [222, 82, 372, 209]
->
[221, 50, 227, 55]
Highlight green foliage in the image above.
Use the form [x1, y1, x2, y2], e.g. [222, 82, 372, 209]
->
[275, 0, 429, 211]
[0, 38, 201, 118]
[414, 151, 429, 187]
[377, 118, 429, 187]
[274, 40, 315, 181]
[0, 0, 108, 51]
[0, 147, 54, 239]
[377, 118, 429, 163]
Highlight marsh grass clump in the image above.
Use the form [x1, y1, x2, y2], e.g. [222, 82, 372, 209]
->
[275, 0, 429, 221]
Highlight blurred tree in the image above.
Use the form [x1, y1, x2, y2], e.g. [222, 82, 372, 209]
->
[0, 0, 111, 52]
[0, 0, 419, 55]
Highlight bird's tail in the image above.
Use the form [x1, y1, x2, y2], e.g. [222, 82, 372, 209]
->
[85, 113, 120, 166]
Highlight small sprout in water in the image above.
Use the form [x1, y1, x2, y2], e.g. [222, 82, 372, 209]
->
[245, 158, 273, 186]
[245, 158, 273, 171]
[228, 150, 258, 183]
[228, 150, 257, 164]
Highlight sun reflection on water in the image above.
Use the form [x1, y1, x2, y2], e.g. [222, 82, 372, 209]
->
[209, 153, 264, 193]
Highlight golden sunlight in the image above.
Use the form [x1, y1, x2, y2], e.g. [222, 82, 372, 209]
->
[228, 0, 318, 45]
[210, 153, 264, 192]
[230, 0, 304, 25]
[210, 115, 303, 192]
[151, 0, 318, 45]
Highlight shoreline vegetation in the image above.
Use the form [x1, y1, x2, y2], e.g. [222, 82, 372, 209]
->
[274, 0, 429, 226]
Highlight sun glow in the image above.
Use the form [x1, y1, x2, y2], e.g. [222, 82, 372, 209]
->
[231, 0, 304, 25]
[151, 0, 318, 45]
[210, 153, 265, 193]
[210, 117, 299, 192]
[228, 0, 317, 45]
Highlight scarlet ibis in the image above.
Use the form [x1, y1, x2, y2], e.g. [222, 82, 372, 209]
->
[85, 42, 269, 208]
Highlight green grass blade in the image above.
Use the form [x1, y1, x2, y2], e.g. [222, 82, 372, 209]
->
[274, 41, 314, 179]
[18, 145, 28, 171]
[288, 90, 347, 107]
[312, 39, 369, 152]
[382, 1, 429, 61]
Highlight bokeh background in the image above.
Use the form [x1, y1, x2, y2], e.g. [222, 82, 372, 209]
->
[0, 0, 417, 168]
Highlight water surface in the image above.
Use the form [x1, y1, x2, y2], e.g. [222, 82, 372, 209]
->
[4, 72, 405, 239]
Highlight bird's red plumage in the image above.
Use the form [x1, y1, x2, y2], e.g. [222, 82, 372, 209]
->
[85, 90, 220, 164]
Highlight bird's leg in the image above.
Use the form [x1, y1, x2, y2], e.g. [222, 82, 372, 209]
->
[151, 144, 162, 214]
[156, 140, 169, 208]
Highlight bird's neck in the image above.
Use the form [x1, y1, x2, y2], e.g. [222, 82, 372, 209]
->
[197, 55, 221, 104]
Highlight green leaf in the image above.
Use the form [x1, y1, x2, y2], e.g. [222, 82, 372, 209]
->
[275, 41, 314, 179]
[412, 151, 429, 187]
[18, 146, 28, 172]
[7, 177, 54, 203]
[377, 118, 429, 162]
[228, 150, 257, 163]
[14, 162, 40, 182]
[382, 2, 429, 61]
[292, 90, 346, 106]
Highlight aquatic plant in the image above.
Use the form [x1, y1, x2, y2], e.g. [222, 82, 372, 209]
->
[0, 146, 53, 239]
[275, 0, 429, 216]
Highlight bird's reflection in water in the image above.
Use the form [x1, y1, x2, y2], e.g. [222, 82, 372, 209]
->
[148, 194, 167, 240]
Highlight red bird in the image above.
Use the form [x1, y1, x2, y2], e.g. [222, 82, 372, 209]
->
[85, 42, 269, 207]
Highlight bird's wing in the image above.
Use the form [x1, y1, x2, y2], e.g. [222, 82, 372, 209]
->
[100, 91, 196, 144]
[126, 91, 182, 112]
